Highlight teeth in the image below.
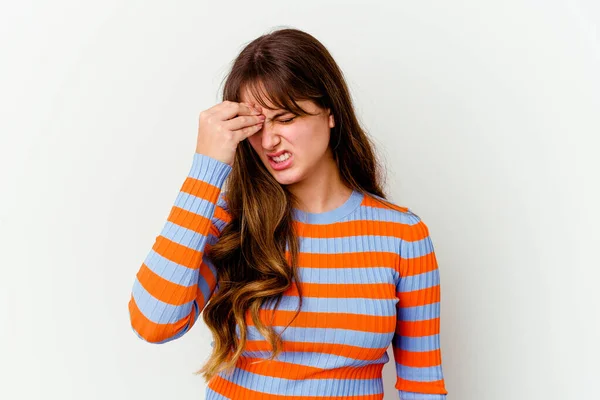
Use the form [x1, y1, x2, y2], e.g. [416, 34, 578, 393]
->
[271, 152, 291, 162]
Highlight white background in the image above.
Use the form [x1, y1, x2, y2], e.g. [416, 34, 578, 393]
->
[1, 1, 599, 399]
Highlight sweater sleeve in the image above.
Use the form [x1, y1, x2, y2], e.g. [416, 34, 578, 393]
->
[392, 210, 448, 399]
[128, 152, 232, 344]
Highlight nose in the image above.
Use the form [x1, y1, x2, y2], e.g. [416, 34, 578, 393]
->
[259, 122, 281, 151]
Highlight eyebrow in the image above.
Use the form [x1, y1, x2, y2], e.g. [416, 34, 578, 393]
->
[263, 110, 295, 122]
[270, 111, 293, 118]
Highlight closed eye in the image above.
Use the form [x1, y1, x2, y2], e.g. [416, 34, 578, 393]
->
[279, 117, 296, 124]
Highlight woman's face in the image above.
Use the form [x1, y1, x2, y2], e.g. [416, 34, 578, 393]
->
[241, 91, 336, 186]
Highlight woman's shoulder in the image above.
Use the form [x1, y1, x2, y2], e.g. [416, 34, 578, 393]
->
[361, 191, 423, 225]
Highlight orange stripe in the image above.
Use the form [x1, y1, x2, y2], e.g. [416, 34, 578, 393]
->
[167, 205, 211, 233]
[151, 235, 217, 287]
[397, 284, 440, 307]
[136, 263, 198, 305]
[245, 308, 396, 334]
[213, 202, 231, 224]
[152, 234, 207, 270]
[168, 203, 230, 234]
[362, 194, 409, 213]
[176, 176, 231, 231]
[128, 294, 194, 342]
[395, 377, 448, 395]
[396, 317, 441, 337]
[399, 251, 439, 277]
[181, 176, 221, 203]
[401, 220, 430, 241]
[283, 281, 395, 299]
[295, 219, 404, 238]
[392, 347, 443, 368]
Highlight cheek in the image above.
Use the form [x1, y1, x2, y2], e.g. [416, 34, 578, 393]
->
[247, 135, 262, 152]
[296, 123, 330, 152]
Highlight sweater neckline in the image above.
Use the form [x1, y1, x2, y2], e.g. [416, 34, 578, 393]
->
[292, 189, 364, 224]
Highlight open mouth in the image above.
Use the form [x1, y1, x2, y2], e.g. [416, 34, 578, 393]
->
[267, 152, 293, 170]
[269, 152, 292, 163]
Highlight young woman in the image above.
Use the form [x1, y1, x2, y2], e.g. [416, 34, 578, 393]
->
[128, 27, 449, 399]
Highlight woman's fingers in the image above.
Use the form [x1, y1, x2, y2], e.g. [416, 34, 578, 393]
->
[231, 120, 264, 141]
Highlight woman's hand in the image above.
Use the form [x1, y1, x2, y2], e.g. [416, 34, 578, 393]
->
[195, 100, 265, 166]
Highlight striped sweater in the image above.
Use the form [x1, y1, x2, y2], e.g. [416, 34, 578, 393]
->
[128, 152, 449, 399]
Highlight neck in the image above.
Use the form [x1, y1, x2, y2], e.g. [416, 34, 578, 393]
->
[287, 151, 352, 214]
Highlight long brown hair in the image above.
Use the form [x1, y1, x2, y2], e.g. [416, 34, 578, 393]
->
[195, 26, 391, 382]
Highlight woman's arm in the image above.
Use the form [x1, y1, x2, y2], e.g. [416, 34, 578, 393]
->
[392, 210, 448, 399]
[128, 152, 232, 343]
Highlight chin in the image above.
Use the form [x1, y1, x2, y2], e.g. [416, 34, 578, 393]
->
[273, 175, 301, 186]
[268, 169, 304, 186]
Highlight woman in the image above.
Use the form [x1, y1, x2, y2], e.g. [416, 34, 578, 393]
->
[128, 27, 449, 399]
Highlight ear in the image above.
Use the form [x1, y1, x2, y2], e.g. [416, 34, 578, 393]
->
[328, 109, 335, 128]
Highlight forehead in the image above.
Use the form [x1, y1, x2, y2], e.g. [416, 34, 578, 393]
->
[239, 84, 314, 114]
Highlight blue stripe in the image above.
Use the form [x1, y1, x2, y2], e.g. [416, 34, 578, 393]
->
[393, 333, 442, 352]
[299, 266, 399, 284]
[398, 302, 441, 322]
[350, 204, 421, 225]
[144, 249, 198, 285]
[197, 254, 217, 301]
[204, 387, 231, 400]
[189, 152, 232, 186]
[399, 235, 434, 258]
[173, 192, 221, 219]
[398, 390, 446, 400]
[159, 221, 214, 250]
[397, 269, 440, 292]
[395, 364, 445, 382]
[144, 248, 216, 305]
[245, 325, 394, 349]
[298, 234, 400, 254]
[132, 278, 194, 324]
[296, 234, 434, 257]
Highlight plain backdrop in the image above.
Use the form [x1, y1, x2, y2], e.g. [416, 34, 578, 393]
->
[1, 1, 599, 399]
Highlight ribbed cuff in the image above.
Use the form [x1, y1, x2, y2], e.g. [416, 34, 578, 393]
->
[398, 390, 447, 399]
[189, 152, 232, 188]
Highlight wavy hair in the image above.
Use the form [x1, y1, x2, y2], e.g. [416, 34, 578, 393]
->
[195, 26, 392, 382]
